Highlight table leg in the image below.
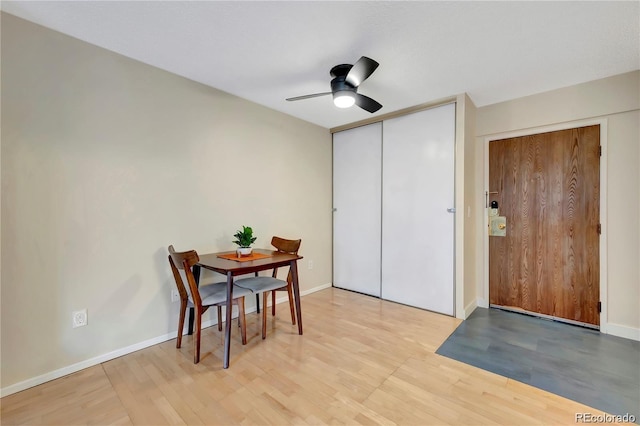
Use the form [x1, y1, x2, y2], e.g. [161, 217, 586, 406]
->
[188, 264, 201, 335]
[290, 260, 303, 335]
[223, 271, 234, 369]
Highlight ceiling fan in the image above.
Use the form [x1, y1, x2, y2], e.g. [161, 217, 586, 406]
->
[286, 56, 383, 113]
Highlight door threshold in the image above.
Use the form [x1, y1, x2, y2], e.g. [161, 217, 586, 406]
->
[489, 304, 600, 330]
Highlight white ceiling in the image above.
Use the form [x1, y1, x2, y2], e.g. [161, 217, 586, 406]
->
[2, 1, 639, 129]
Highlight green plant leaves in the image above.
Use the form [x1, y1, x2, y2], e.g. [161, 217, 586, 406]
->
[232, 225, 257, 247]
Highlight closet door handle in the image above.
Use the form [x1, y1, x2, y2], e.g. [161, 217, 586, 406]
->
[447, 208, 456, 213]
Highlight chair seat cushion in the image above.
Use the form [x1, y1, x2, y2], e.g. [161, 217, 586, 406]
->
[235, 276, 287, 293]
[188, 282, 253, 306]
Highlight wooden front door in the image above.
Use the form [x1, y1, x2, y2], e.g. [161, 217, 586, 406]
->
[489, 125, 600, 326]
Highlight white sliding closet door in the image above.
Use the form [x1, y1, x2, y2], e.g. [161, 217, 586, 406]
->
[333, 123, 382, 297]
[381, 104, 455, 315]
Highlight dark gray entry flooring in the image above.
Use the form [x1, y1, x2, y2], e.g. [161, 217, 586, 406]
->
[436, 307, 640, 421]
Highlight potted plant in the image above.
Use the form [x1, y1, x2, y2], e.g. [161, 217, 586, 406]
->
[233, 225, 257, 256]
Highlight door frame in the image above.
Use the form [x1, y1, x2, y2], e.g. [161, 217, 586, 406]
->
[481, 118, 608, 333]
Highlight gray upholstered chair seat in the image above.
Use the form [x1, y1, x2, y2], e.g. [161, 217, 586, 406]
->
[234, 276, 286, 293]
[189, 282, 253, 307]
[234, 236, 301, 340]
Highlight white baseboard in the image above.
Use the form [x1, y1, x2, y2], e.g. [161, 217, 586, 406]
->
[605, 322, 640, 341]
[0, 283, 333, 398]
[463, 299, 478, 319]
[301, 282, 332, 295]
[476, 297, 639, 342]
[0, 332, 177, 398]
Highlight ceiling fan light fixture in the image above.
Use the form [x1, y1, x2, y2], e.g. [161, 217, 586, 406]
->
[287, 56, 382, 113]
[333, 91, 355, 108]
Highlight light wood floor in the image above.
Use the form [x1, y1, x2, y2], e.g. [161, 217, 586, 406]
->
[1, 288, 606, 425]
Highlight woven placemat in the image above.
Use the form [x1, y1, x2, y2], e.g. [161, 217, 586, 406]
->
[217, 252, 272, 262]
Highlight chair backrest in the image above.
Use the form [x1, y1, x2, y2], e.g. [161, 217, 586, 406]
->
[271, 236, 301, 254]
[270, 237, 301, 282]
[168, 245, 202, 307]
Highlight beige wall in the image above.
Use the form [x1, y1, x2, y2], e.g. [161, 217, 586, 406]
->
[462, 94, 477, 316]
[475, 71, 640, 338]
[453, 93, 478, 319]
[1, 13, 333, 391]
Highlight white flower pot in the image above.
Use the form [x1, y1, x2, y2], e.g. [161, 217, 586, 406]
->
[236, 247, 252, 257]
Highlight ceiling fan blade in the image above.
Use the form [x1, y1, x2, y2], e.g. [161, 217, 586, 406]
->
[354, 93, 382, 113]
[286, 92, 332, 101]
[345, 56, 379, 87]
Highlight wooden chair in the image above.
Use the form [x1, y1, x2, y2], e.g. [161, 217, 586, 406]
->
[236, 236, 301, 339]
[168, 245, 252, 363]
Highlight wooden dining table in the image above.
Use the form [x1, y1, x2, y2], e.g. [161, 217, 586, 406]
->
[190, 249, 304, 368]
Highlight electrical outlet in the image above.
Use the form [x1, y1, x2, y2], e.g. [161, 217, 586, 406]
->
[72, 309, 87, 328]
[171, 289, 180, 302]
[308, 260, 313, 270]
